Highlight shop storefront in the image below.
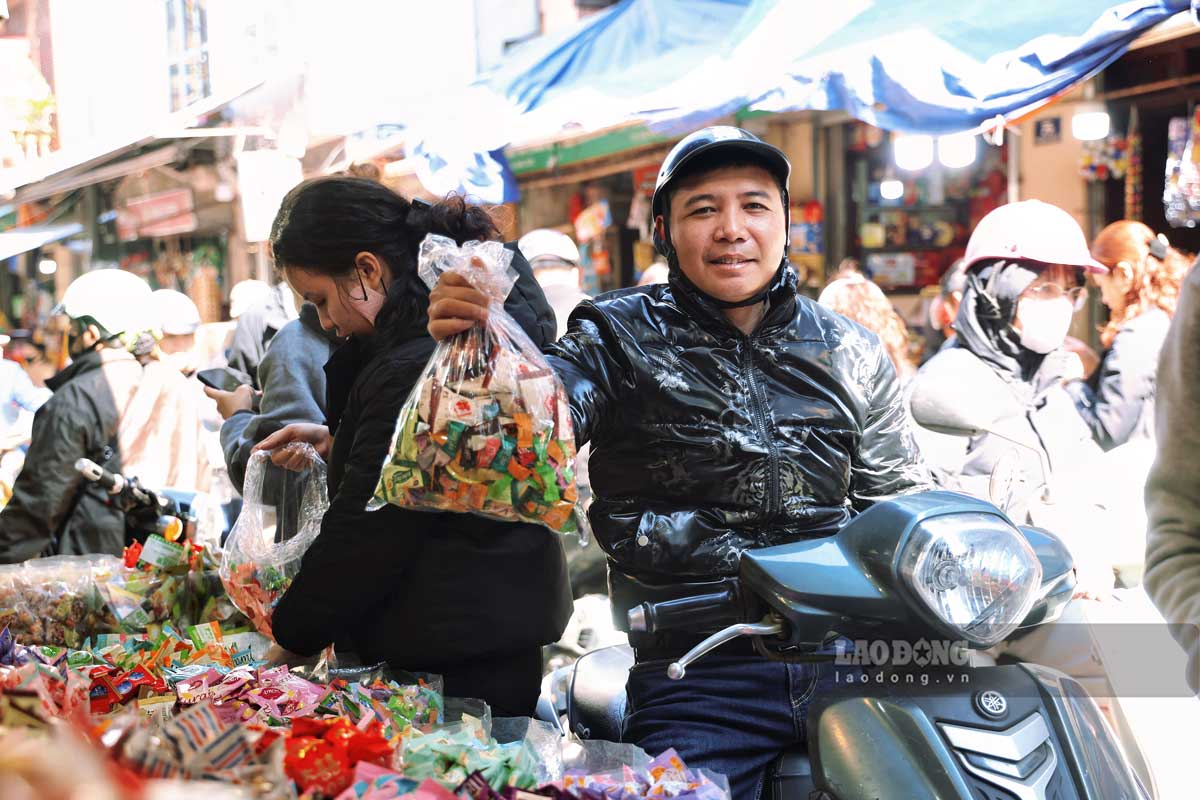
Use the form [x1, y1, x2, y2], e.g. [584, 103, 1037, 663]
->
[1088, 28, 1200, 253]
[509, 124, 676, 293]
[835, 121, 1009, 325]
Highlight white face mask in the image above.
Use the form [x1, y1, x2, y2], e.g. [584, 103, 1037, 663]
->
[1016, 296, 1073, 354]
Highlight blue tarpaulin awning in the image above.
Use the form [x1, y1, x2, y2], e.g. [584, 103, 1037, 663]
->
[408, 0, 1191, 201]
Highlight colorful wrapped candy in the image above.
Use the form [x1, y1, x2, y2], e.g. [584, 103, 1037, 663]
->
[400, 725, 540, 790]
[370, 234, 591, 538]
[557, 749, 730, 800]
[219, 443, 328, 638]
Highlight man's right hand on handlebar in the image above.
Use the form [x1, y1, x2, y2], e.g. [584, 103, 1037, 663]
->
[253, 423, 332, 470]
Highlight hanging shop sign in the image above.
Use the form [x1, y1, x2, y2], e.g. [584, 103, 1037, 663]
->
[117, 188, 196, 241]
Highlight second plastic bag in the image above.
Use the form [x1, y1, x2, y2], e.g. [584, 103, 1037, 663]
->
[369, 234, 590, 539]
[220, 443, 328, 638]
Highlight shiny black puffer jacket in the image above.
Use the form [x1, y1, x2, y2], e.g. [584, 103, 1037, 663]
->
[546, 266, 931, 585]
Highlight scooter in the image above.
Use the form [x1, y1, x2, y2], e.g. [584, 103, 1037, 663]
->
[536, 490, 1150, 799]
[909, 378, 1197, 799]
[75, 458, 229, 546]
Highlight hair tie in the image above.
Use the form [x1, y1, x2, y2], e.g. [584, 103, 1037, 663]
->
[1148, 233, 1169, 261]
[407, 197, 432, 237]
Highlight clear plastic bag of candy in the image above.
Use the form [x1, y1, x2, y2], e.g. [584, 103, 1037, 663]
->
[219, 443, 328, 638]
[369, 234, 591, 539]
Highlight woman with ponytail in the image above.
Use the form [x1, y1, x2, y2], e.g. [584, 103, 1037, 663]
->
[255, 177, 570, 716]
[1072, 220, 1194, 449]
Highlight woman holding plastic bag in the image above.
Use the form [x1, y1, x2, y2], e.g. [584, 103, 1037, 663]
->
[255, 177, 571, 717]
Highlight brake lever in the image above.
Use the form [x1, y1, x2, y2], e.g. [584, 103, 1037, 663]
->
[667, 616, 783, 680]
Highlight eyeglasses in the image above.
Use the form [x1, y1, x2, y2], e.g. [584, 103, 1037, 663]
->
[1022, 283, 1087, 311]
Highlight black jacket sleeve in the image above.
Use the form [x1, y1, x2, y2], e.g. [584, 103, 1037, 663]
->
[0, 388, 97, 562]
[271, 355, 428, 655]
[850, 343, 933, 511]
[545, 302, 635, 447]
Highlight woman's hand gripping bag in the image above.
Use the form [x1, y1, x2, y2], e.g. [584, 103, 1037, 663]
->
[220, 443, 329, 638]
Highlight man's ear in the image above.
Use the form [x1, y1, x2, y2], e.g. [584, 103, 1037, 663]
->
[83, 324, 105, 348]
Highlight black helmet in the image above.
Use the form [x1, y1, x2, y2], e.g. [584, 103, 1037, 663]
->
[651, 126, 791, 259]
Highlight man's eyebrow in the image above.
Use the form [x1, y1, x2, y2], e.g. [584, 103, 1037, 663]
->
[681, 189, 774, 207]
[682, 193, 717, 208]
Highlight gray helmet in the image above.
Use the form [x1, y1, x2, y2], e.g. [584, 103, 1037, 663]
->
[651, 126, 791, 259]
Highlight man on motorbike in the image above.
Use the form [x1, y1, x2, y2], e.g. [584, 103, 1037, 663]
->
[0, 270, 153, 562]
[428, 126, 930, 799]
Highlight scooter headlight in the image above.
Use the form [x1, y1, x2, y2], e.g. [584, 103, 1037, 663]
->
[898, 512, 1042, 647]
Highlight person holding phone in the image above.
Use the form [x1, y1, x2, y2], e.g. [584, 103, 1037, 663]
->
[204, 301, 339, 494]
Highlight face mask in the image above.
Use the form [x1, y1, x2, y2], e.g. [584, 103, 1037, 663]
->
[346, 269, 387, 327]
[1015, 296, 1073, 354]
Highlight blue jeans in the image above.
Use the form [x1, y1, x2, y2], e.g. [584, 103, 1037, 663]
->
[622, 653, 847, 800]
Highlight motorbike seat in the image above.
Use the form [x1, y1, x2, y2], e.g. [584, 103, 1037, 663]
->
[567, 644, 633, 741]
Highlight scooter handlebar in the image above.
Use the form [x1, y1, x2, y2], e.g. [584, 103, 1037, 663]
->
[627, 587, 742, 634]
[75, 458, 158, 508]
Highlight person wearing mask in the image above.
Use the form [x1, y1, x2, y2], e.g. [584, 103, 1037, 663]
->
[0, 270, 152, 561]
[1145, 256, 1200, 693]
[818, 273, 918, 384]
[518, 228, 588, 341]
[909, 201, 1106, 506]
[1068, 221, 1193, 450]
[250, 177, 572, 717]
[226, 279, 298, 387]
[207, 300, 340, 494]
[150, 289, 204, 376]
[427, 127, 930, 797]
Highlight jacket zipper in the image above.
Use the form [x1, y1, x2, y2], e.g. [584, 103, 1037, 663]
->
[742, 338, 781, 521]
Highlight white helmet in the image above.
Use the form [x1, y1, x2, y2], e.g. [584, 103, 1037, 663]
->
[152, 289, 201, 335]
[518, 229, 580, 266]
[55, 269, 153, 339]
[229, 279, 272, 318]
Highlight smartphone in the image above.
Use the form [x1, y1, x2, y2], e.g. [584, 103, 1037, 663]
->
[197, 367, 246, 393]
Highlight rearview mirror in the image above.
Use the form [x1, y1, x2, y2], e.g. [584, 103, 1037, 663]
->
[909, 349, 1021, 436]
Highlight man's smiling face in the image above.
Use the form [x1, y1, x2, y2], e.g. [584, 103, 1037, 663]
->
[661, 163, 786, 304]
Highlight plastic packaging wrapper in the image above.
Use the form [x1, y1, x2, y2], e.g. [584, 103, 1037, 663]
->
[557, 749, 730, 800]
[114, 701, 293, 798]
[220, 444, 328, 637]
[284, 715, 396, 796]
[0, 555, 121, 647]
[400, 724, 544, 791]
[369, 234, 591, 539]
[318, 675, 444, 740]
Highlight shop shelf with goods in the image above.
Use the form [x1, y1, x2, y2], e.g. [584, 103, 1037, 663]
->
[843, 122, 1008, 295]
